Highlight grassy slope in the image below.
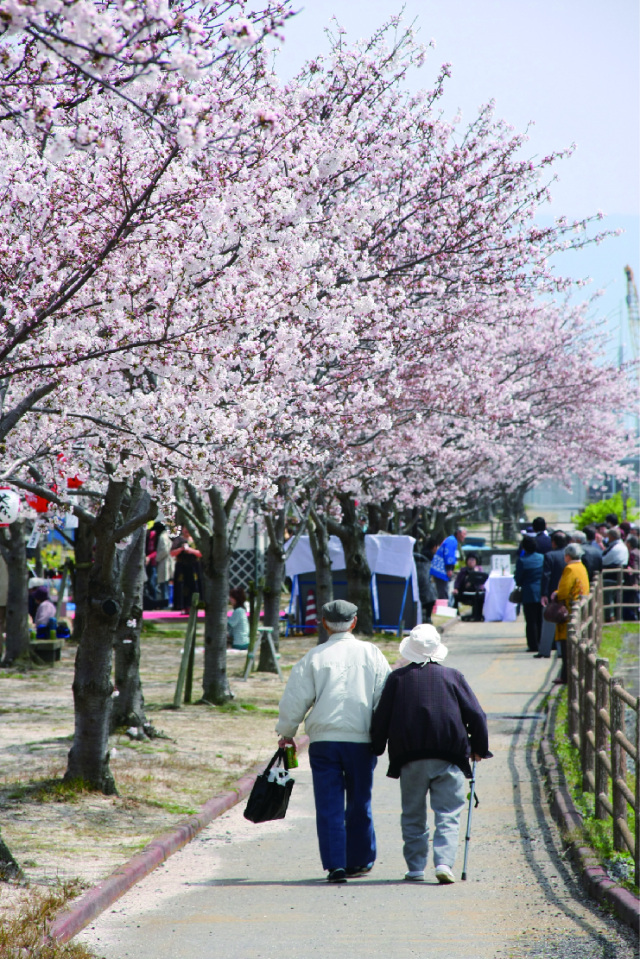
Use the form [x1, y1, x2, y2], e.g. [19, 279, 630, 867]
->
[551, 625, 638, 894]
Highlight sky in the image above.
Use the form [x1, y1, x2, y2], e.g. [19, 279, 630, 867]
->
[267, 0, 640, 363]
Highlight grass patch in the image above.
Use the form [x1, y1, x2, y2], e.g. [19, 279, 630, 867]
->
[212, 700, 279, 716]
[552, 633, 637, 894]
[0, 879, 96, 958]
[141, 621, 186, 639]
[4, 779, 93, 804]
[597, 624, 630, 670]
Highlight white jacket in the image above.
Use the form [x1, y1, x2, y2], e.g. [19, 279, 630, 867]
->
[276, 631, 391, 744]
[602, 540, 629, 568]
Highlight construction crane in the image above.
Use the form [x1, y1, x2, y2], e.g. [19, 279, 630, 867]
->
[625, 264, 639, 359]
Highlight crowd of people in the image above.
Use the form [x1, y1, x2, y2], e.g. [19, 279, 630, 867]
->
[414, 514, 638, 686]
[514, 513, 639, 684]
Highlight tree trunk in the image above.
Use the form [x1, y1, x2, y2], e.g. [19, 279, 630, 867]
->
[0, 520, 30, 665]
[111, 524, 147, 732]
[174, 482, 234, 705]
[65, 477, 155, 794]
[327, 495, 373, 635]
[198, 487, 232, 704]
[0, 829, 21, 880]
[71, 514, 94, 643]
[367, 503, 382, 535]
[501, 485, 527, 543]
[258, 507, 285, 672]
[200, 546, 232, 705]
[308, 511, 333, 644]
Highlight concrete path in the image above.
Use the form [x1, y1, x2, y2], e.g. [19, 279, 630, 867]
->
[78, 621, 637, 959]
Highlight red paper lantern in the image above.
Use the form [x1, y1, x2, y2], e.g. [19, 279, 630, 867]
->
[25, 491, 50, 514]
[57, 453, 84, 489]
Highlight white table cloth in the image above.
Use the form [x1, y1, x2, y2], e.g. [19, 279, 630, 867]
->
[483, 572, 518, 622]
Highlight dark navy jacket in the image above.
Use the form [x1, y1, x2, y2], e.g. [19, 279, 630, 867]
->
[370, 662, 490, 779]
[515, 552, 544, 603]
[541, 548, 566, 599]
[534, 531, 553, 554]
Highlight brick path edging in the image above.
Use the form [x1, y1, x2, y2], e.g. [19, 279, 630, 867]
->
[539, 685, 639, 933]
[47, 736, 310, 945]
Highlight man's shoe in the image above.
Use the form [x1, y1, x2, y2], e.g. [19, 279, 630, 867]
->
[404, 871, 425, 881]
[327, 868, 347, 883]
[435, 865, 455, 884]
[345, 863, 373, 877]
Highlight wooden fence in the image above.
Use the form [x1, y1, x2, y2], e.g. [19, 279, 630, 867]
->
[566, 573, 639, 886]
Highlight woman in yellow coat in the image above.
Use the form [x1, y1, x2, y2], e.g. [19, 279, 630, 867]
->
[552, 544, 590, 684]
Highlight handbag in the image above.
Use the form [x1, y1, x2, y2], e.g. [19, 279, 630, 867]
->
[543, 600, 569, 624]
[508, 587, 522, 605]
[243, 749, 295, 823]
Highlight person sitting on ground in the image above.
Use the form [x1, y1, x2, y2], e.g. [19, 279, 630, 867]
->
[514, 536, 544, 653]
[227, 587, 249, 649]
[370, 624, 491, 885]
[551, 544, 589, 684]
[452, 554, 486, 622]
[32, 586, 57, 639]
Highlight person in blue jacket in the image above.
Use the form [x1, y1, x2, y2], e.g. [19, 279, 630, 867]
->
[430, 528, 467, 600]
[514, 535, 544, 652]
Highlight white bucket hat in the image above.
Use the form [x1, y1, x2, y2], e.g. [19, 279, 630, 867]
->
[399, 624, 448, 664]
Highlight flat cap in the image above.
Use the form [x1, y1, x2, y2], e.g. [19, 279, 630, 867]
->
[322, 599, 357, 623]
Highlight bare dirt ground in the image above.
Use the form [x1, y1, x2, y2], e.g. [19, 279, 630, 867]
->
[0, 620, 404, 928]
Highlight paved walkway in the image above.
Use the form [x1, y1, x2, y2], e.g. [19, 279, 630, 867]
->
[78, 621, 637, 959]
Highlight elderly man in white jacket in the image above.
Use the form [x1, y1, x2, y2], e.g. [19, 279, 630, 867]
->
[276, 599, 390, 883]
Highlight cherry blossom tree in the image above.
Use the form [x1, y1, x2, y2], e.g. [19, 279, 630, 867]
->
[0, 14, 633, 796]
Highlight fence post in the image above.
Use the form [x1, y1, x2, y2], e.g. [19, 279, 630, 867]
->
[581, 646, 595, 793]
[610, 677, 628, 852]
[595, 657, 610, 820]
[173, 595, 200, 709]
[577, 642, 587, 760]
[635, 705, 640, 887]
[566, 608, 579, 744]
[594, 574, 604, 648]
[587, 589, 595, 646]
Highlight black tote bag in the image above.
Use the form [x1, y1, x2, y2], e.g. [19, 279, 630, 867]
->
[244, 749, 295, 823]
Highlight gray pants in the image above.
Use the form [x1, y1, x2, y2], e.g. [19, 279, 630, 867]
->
[399, 759, 467, 872]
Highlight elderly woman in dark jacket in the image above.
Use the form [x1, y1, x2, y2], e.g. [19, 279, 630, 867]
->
[515, 535, 544, 653]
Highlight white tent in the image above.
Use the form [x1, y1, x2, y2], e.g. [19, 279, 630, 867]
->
[285, 534, 420, 633]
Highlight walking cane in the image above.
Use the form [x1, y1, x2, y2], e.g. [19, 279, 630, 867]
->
[461, 760, 477, 881]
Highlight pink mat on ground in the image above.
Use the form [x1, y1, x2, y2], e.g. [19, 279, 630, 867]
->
[142, 609, 204, 619]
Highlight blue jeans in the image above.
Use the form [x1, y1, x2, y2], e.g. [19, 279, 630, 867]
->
[308, 741, 377, 872]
